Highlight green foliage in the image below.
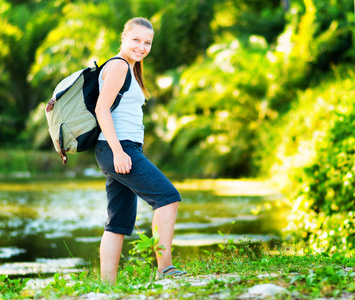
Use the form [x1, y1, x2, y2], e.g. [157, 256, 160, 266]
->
[0, 149, 97, 175]
[290, 109, 355, 251]
[149, 0, 215, 72]
[211, 0, 286, 44]
[266, 0, 352, 112]
[290, 267, 347, 298]
[143, 0, 355, 177]
[29, 1, 129, 93]
[0, 0, 63, 145]
[287, 252, 355, 297]
[20, 103, 51, 149]
[0, 275, 29, 299]
[268, 66, 355, 251]
[149, 38, 272, 177]
[132, 231, 164, 256]
[129, 227, 165, 281]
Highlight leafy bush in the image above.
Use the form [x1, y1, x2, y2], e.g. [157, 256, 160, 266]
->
[145, 0, 354, 177]
[270, 67, 355, 251]
[148, 38, 272, 177]
[288, 108, 355, 251]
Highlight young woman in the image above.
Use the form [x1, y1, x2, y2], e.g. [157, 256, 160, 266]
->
[95, 17, 185, 284]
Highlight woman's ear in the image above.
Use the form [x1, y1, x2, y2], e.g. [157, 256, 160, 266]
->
[121, 33, 125, 43]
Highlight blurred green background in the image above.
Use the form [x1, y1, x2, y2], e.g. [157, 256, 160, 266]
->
[1, 0, 355, 251]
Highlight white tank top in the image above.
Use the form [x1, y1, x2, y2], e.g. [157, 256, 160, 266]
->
[97, 63, 145, 144]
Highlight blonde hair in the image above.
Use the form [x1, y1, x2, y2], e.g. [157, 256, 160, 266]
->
[123, 17, 154, 98]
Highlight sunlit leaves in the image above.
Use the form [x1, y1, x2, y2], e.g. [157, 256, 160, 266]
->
[0, 18, 22, 58]
[276, 68, 355, 251]
[0, 1, 64, 144]
[159, 39, 270, 176]
[30, 2, 121, 86]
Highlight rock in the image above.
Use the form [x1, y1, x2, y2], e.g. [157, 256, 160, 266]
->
[0, 257, 85, 276]
[316, 292, 355, 300]
[78, 292, 117, 299]
[256, 273, 279, 279]
[238, 283, 288, 299]
[25, 278, 53, 291]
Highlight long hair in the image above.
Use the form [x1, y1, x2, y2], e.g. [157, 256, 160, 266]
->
[123, 17, 154, 98]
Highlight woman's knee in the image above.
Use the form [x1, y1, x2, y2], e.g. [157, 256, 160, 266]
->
[156, 200, 179, 213]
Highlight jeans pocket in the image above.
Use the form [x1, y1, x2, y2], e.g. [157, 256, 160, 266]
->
[95, 143, 113, 173]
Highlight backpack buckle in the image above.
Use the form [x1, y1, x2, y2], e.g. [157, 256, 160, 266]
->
[55, 140, 68, 164]
[59, 150, 68, 164]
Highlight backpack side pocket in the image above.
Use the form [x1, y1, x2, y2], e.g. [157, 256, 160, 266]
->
[48, 123, 78, 155]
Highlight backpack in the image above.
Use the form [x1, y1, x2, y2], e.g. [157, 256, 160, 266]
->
[45, 57, 131, 164]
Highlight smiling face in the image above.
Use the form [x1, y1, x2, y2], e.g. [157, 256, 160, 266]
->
[121, 25, 154, 65]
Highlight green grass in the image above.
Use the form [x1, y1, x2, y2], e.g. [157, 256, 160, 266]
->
[0, 149, 97, 176]
[1, 235, 355, 299]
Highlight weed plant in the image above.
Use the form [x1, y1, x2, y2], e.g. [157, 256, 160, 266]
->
[1, 233, 355, 299]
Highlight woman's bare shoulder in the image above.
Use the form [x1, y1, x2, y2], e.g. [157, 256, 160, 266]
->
[106, 58, 129, 73]
[102, 58, 128, 80]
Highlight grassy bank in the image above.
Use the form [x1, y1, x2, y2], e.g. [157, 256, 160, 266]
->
[2, 236, 355, 299]
[0, 150, 98, 177]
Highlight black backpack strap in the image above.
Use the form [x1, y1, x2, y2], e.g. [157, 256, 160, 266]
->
[100, 57, 132, 112]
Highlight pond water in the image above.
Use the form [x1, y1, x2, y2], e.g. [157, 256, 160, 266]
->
[0, 176, 290, 276]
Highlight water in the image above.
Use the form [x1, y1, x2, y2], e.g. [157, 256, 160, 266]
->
[0, 176, 289, 275]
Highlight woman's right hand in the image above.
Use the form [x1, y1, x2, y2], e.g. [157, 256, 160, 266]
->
[113, 151, 132, 174]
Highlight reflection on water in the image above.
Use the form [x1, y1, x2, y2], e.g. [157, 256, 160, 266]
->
[0, 177, 289, 274]
[0, 247, 26, 258]
[0, 258, 85, 276]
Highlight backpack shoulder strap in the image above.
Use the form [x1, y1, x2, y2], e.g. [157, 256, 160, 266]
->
[100, 57, 132, 112]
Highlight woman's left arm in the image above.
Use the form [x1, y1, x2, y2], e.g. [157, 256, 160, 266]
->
[95, 60, 132, 174]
